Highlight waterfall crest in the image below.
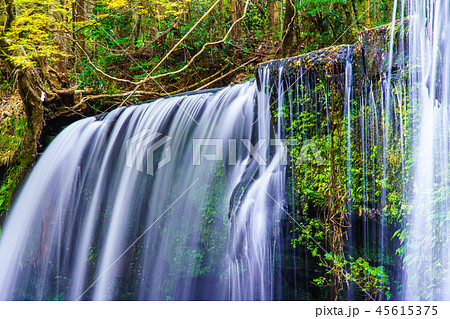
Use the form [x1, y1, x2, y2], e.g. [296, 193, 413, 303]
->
[0, 76, 285, 300]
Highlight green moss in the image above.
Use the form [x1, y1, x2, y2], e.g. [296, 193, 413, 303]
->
[0, 112, 27, 161]
[0, 111, 30, 218]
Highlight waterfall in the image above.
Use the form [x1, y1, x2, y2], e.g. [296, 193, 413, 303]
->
[403, 0, 450, 300]
[0, 76, 286, 300]
[2, 0, 449, 301]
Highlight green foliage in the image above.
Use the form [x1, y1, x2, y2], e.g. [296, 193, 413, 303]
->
[292, 216, 323, 257]
[0, 111, 29, 216]
[289, 0, 395, 53]
[347, 257, 391, 300]
[294, 0, 357, 52]
[4, 0, 69, 68]
[274, 51, 407, 298]
[0, 161, 27, 214]
[0, 112, 27, 160]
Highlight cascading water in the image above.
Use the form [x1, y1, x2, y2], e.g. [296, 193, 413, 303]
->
[403, 0, 450, 300]
[0, 74, 286, 300]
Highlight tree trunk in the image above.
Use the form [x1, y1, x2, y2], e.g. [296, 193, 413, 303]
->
[231, 0, 243, 39]
[16, 69, 45, 162]
[4, 0, 14, 33]
[134, 1, 143, 47]
[268, 0, 279, 38]
[219, 0, 226, 36]
[54, 1, 69, 78]
[182, 0, 187, 24]
[349, 0, 360, 28]
[365, 0, 370, 28]
[281, 0, 295, 57]
[1, 0, 78, 160]
[73, 0, 86, 63]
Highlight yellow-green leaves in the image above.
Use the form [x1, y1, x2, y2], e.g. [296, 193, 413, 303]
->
[107, 0, 127, 9]
[152, 0, 191, 20]
[5, 0, 68, 68]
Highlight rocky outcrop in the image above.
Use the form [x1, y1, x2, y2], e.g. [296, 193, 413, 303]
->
[256, 21, 408, 90]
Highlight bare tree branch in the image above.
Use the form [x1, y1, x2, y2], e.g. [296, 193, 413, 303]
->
[195, 56, 258, 90]
[74, 41, 139, 85]
[146, 0, 222, 79]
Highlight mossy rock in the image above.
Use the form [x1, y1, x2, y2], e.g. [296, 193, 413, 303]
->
[256, 20, 409, 89]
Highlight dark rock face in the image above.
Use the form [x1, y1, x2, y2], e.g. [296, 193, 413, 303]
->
[257, 44, 352, 85]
